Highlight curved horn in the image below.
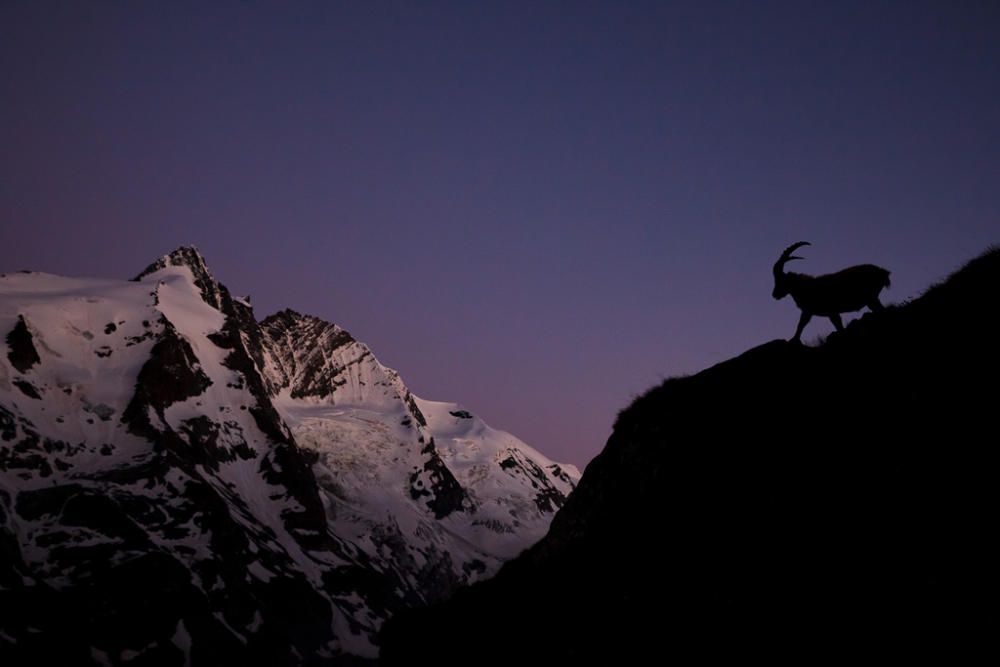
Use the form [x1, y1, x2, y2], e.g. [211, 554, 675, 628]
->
[773, 241, 811, 277]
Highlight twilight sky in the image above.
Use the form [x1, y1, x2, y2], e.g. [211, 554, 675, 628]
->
[2, 1, 998, 467]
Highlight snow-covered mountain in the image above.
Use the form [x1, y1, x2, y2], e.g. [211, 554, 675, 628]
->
[0, 247, 578, 664]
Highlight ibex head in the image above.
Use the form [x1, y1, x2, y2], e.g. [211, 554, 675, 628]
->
[772, 241, 810, 300]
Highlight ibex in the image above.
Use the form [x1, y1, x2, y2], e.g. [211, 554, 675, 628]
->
[772, 242, 891, 342]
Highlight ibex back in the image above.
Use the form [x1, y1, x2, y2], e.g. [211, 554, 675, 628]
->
[772, 242, 890, 342]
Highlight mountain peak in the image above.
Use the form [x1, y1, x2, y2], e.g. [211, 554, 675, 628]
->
[1, 246, 580, 661]
[133, 245, 225, 309]
[135, 245, 209, 278]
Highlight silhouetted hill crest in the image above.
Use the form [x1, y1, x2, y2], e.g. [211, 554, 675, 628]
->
[381, 246, 1000, 663]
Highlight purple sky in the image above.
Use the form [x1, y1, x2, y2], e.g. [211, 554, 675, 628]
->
[2, 2, 998, 467]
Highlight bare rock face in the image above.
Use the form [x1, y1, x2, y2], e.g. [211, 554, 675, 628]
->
[5, 315, 39, 373]
[0, 246, 579, 664]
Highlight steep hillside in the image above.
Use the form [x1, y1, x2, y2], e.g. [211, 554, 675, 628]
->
[381, 247, 1000, 663]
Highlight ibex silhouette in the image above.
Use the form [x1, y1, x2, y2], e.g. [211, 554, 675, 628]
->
[772, 242, 891, 342]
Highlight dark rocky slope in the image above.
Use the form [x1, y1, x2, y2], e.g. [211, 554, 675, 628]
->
[381, 247, 1000, 663]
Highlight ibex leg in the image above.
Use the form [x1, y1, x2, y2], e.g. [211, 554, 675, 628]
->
[793, 311, 812, 342]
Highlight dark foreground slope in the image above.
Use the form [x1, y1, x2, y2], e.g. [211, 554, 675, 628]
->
[382, 248, 1000, 663]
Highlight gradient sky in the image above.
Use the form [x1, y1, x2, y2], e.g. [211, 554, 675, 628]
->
[2, 1, 998, 467]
